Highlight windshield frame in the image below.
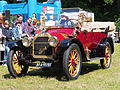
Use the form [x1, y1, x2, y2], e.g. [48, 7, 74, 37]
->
[41, 8, 82, 29]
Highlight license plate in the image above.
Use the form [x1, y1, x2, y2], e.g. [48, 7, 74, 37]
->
[36, 63, 52, 67]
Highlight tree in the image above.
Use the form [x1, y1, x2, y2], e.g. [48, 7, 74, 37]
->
[104, 0, 114, 4]
[116, 0, 120, 14]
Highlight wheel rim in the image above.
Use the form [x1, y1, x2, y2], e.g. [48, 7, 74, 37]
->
[68, 49, 80, 77]
[12, 51, 24, 74]
[104, 46, 111, 67]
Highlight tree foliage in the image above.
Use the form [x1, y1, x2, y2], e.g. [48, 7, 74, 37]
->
[62, 0, 119, 22]
[115, 18, 120, 31]
[104, 0, 114, 4]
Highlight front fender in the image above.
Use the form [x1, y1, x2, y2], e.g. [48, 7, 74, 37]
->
[56, 38, 86, 60]
[59, 39, 73, 49]
[59, 38, 84, 49]
[7, 40, 23, 50]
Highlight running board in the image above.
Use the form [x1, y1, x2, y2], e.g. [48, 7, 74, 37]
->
[29, 63, 52, 67]
[83, 57, 105, 62]
[90, 57, 104, 61]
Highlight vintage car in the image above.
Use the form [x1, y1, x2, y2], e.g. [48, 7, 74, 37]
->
[7, 8, 115, 80]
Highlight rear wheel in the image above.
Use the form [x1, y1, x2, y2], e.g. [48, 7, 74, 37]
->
[7, 50, 29, 78]
[63, 43, 82, 80]
[100, 43, 112, 69]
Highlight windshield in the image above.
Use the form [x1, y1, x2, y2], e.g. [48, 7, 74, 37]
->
[40, 8, 94, 28]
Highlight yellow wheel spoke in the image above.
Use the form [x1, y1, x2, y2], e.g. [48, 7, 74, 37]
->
[68, 55, 72, 63]
[19, 65, 22, 73]
[75, 61, 79, 65]
[106, 50, 108, 53]
[73, 53, 77, 59]
[74, 56, 78, 61]
[16, 64, 22, 73]
[69, 64, 78, 76]
[68, 63, 72, 67]
[69, 66, 73, 74]
[12, 60, 17, 64]
[13, 63, 20, 73]
[72, 50, 77, 59]
[72, 50, 75, 55]
[71, 52, 74, 59]
[71, 65, 74, 72]
[13, 54, 18, 60]
[69, 65, 74, 73]
[73, 70, 77, 75]
[105, 47, 109, 53]
[74, 64, 78, 70]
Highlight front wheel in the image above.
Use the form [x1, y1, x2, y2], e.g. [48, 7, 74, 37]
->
[63, 43, 82, 80]
[100, 42, 112, 69]
[7, 50, 29, 78]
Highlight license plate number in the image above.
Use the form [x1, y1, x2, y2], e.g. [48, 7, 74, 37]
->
[36, 63, 52, 67]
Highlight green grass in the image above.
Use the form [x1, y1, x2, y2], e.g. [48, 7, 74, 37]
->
[0, 44, 120, 90]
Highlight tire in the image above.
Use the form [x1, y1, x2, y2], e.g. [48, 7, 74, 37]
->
[7, 50, 29, 78]
[63, 43, 82, 80]
[100, 42, 112, 69]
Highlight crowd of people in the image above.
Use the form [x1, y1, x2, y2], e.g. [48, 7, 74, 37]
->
[0, 14, 42, 66]
[0, 13, 74, 66]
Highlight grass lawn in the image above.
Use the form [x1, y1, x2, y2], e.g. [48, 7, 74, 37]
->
[0, 44, 120, 90]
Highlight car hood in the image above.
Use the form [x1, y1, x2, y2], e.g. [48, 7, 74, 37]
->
[47, 28, 74, 41]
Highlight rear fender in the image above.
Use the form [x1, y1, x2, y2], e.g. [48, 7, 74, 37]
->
[100, 37, 114, 54]
[95, 37, 114, 57]
[106, 37, 114, 54]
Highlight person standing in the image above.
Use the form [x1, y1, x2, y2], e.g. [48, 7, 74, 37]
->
[14, 14, 24, 26]
[33, 20, 42, 35]
[2, 21, 13, 42]
[0, 13, 4, 28]
[0, 13, 5, 63]
[22, 17, 34, 37]
[0, 28, 3, 38]
[2, 20, 13, 65]
[12, 22, 24, 40]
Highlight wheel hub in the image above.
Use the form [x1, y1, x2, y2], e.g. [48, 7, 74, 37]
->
[105, 53, 109, 57]
[71, 59, 75, 65]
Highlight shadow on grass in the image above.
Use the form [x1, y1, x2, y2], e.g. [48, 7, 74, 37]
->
[3, 74, 14, 79]
[81, 63, 100, 75]
[3, 63, 101, 81]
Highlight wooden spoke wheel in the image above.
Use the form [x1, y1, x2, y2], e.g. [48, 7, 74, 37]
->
[68, 49, 79, 76]
[100, 43, 112, 69]
[7, 50, 29, 78]
[63, 43, 82, 80]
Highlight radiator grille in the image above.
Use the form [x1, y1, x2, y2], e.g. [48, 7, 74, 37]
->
[33, 37, 53, 56]
[35, 37, 49, 42]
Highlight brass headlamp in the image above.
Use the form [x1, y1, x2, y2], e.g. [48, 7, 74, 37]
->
[22, 37, 31, 47]
[48, 36, 59, 47]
